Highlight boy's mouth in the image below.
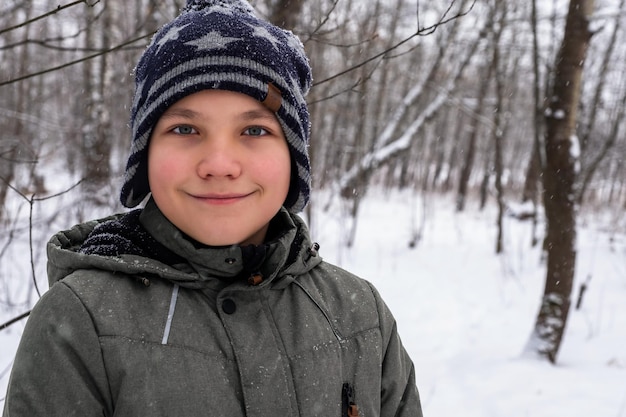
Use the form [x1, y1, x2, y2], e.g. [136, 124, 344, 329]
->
[190, 192, 254, 205]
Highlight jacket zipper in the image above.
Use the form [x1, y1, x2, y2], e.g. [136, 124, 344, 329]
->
[293, 281, 343, 342]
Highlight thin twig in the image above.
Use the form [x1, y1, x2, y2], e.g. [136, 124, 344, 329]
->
[33, 178, 85, 202]
[0, 311, 31, 331]
[0, 0, 96, 36]
[0, 33, 153, 87]
[312, 0, 476, 87]
[0, 176, 85, 298]
[28, 195, 41, 298]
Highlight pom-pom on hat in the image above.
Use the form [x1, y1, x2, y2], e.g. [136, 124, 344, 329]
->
[120, 0, 312, 212]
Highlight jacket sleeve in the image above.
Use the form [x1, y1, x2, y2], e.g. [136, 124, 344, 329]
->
[3, 281, 112, 417]
[369, 283, 424, 417]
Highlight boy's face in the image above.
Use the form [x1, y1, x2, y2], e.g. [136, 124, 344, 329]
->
[148, 89, 291, 246]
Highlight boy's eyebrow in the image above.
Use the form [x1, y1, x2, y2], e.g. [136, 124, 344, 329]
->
[160, 108, 201, 120]
[240, 109, 278, 122]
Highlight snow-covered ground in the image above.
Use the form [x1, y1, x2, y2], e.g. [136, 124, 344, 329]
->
[1, 189, 625, 416]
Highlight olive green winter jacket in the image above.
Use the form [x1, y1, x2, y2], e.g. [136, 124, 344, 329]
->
[3, 199, 422, 417]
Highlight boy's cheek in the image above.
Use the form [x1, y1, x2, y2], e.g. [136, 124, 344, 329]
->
[148, 155, 182, 189]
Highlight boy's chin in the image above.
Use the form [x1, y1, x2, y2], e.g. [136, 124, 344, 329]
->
[188, 226, 269, 247]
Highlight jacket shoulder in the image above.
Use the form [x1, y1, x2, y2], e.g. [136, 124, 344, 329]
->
[57, 269, 174, 342]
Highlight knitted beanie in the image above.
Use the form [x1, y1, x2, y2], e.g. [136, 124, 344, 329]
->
[120, 0, 312, 212]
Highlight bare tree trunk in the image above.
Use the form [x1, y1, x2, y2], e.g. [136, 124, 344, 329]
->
[578, 82, 626, 205]
[342, 0, 384, 246]
[576, 0, 626, 204]
[0, 2, 33, 220]
[81, 3, 112, 208]
[489, 0, 520, 254]
[522, 0, 546, 203]
[479, 153, 491, 210]
[456, 62, 491, 212]
[524, 0, 594, 364]
[436, 108, 460, 193]
[522, 0, 548, 247]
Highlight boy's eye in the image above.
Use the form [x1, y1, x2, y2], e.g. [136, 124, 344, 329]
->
[244, 126, 268, 136]
[172, 125, 197, 135]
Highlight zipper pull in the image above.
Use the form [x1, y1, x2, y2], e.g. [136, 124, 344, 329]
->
[342, 383, 359, 417]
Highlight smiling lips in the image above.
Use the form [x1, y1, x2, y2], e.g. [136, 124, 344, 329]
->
[190, 192, 254, 205]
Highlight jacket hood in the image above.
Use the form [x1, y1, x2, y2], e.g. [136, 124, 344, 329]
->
[47, 199, 321, 290]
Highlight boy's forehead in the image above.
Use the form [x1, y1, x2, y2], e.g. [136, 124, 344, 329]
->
[161, 90, 278, 119]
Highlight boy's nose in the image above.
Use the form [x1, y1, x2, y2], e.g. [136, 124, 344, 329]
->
[196, 139, 242, 179]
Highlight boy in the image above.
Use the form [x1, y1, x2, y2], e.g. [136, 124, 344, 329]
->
[3, 1, 422, 416]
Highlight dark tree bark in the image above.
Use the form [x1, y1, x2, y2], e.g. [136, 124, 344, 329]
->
[521, 0, 544, 207]
[0, 2, 34, 219]
[492, 42, 505, 254]
[80, 3, 112, 208]
[524, 0, 594, 364]
[455, 63, 490, 212]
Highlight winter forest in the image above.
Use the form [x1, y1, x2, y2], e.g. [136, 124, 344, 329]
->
[1, 0, 625, 415]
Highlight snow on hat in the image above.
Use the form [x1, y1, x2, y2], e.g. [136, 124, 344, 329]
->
[120, 0, 312, 212]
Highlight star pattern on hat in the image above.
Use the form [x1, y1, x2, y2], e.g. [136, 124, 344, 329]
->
[155, 23, 192, 53]
[245, 22, 282, 51]
[185, 30, 240, 51]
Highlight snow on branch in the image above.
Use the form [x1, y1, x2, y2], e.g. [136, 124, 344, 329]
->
[338, 90, 448, 195]
[373, 83, 426, 150]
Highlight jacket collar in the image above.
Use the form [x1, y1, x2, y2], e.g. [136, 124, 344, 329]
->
[139, 198, 297, 286]
[47, 198, 321, 290]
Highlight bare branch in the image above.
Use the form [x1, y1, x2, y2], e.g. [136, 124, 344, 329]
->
[0, 33, 153, 87]
[0, 174, 85, 299]
[33, 179, 85, 202]
[300, 0, 341, 44]
[312, 0, 476, 87]
[0, 311, 31, 332]
[0, 0, 99, 36]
